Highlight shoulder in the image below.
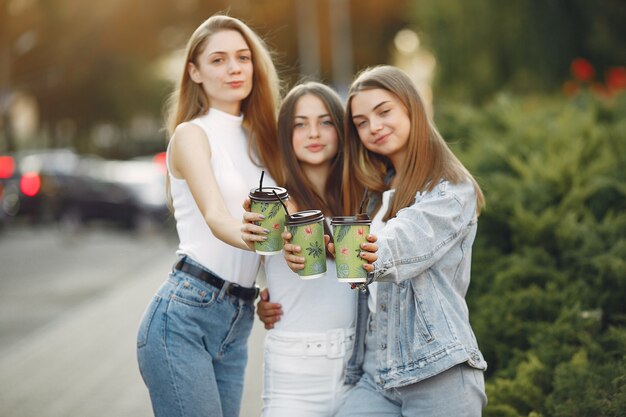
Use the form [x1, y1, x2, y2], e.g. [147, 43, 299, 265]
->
[168, 122, 213, 175]
[421, 179, 475, 202]
[410, 179, 476, 217]
[170, 122, 211, 151]
[173, 121, 207, 141]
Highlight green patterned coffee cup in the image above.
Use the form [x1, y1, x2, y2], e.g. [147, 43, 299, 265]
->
[249, 186, 289, 255]
[285, 210, 327, 280]
[331, 215, 371, 282]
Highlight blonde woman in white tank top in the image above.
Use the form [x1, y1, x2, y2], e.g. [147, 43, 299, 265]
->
[136, 15, 284, 417]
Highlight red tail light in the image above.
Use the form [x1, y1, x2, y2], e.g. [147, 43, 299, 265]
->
[0, 156, 15, 179]
[153, 152, 167, 173]
[20, 172, 41, 197]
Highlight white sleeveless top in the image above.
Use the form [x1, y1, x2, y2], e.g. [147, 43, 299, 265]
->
[265, 221, 356, 332]
[368, 189, 395, 313]
[167, 108, 273, 288]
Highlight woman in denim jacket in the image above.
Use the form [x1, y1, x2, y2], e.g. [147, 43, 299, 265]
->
[287, 65, 488, 415]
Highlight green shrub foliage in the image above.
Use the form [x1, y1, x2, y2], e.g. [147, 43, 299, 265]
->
[438, 92, 626, 416]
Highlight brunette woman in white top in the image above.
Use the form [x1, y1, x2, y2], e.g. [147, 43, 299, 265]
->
[136, 15, 283, 417]
[241, 82, 378, 417]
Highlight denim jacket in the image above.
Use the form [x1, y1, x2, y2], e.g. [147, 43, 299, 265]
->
[345, 179, 487, 390]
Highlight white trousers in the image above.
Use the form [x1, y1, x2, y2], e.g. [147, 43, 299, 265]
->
[261, 328, 355, 417]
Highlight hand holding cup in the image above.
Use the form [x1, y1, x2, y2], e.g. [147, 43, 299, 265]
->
[285, 229, 377, 275]
[248, 186, 289, 255]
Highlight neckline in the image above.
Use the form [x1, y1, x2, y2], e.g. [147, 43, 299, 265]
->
[206, 107, 244, 125]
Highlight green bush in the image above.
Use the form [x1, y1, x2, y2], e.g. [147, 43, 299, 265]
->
[438, 92, 626, 415]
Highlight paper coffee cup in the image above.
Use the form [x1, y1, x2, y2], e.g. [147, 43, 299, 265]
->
[331, 214, 371, 282]
[249, 186, 289, 255]
[285, 210, 327, 280]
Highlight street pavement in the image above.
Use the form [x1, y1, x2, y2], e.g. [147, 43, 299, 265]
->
[0, 225, 266, 417]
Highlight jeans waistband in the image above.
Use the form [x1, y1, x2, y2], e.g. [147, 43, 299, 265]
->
[266, 328, 355, 359]
[174, 256, 259, 301]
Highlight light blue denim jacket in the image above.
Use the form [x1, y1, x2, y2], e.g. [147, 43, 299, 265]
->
[345, 178, 487, 389]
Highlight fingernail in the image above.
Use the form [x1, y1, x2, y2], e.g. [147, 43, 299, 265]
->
[259, 215, 265, 220]
[263, 228, 270, 233]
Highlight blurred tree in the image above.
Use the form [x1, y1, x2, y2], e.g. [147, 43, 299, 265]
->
[1, 0, 409, 155]
[440, 91, 626, 415]
[410, 0, 626, 102]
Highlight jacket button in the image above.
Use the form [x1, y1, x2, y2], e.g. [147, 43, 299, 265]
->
[183, 281, 190, 288]
[381, 343, 387, 350]
[380, 303, 386, 312]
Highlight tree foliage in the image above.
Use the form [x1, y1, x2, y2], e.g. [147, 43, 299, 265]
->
[438, 91, 626, 415]
[1, 0, 409, 154]
[410, 0, 626, 102]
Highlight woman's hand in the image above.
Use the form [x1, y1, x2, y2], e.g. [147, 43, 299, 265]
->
[282, 230, 304, 272]
[282, 231, 330, 272]
[241, 198, 267, 251]
[256, 288, 283, 330]
[329, 233, 378, 273]
[360, 234, 378, 272]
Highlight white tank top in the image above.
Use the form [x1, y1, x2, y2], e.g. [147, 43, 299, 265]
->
[368, 189, 395, 313]
[167, 108, 274, 288]
[265, 221, 357, 332]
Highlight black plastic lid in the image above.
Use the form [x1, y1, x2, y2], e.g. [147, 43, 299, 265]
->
[248, 186, 288, 202]
[330, 214, 371, 225]
[285, 209, 324, 226]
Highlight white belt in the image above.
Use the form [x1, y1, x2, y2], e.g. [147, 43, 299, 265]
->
[266, 328, 355, 359]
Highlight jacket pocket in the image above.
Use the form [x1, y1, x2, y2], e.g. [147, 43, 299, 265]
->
[137, 295, 162, 348]
[410, 280, 435, 344]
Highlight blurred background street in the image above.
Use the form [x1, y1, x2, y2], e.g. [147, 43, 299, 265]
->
[0, 224, 266, 417]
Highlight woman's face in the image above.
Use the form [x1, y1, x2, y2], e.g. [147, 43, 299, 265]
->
[188, 29, 253, 115]
[291, 94, 339, 170]
[350, 88, 410, 167]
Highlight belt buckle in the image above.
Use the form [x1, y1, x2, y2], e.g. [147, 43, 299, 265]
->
[326, 329, 345, 359]
[226, 282, 259, 301]
[225, 282, 240, 297]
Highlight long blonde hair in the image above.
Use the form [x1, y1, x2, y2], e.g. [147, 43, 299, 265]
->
[165, 14, 284, 185]
[341, 65, 484, 220]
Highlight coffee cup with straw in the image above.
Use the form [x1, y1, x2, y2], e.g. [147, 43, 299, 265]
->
[248, 171, 289, 255]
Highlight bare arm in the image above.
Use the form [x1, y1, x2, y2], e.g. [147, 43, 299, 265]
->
[169, 122, 250, 251]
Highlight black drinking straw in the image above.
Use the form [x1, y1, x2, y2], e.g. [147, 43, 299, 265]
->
[358, 187, 369, 214]
[258, 170, 265, 192]
[272, 190, 290, 219]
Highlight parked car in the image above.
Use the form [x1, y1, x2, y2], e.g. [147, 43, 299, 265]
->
[0, 149, 80, 223]
[57, 155, 170, 231]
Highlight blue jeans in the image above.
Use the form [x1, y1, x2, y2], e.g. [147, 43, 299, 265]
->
[137, 261, 255, 417]
[335, 314, 487, 417]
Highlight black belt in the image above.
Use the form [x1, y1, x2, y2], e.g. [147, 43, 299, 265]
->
[174, 257, 259, 301]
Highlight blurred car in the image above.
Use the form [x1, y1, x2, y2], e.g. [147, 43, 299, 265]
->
[0, 149, 80, 223]
[57, 154, 170, 231]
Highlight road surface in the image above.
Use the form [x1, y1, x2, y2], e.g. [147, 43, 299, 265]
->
[0, 224, 266, 417]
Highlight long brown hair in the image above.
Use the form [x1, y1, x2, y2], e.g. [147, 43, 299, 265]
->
[165, 14, 284, 185]
[278, 82, 344, 218]
[341, 65, 484, 220]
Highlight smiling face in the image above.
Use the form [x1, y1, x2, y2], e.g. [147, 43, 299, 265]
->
[350, 88, 411, 169]
[188, 29, 253, 115]
[291, 93, 339, 171]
